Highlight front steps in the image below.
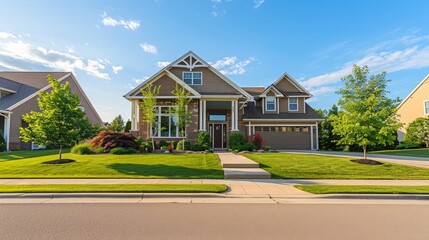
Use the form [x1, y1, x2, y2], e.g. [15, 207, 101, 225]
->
[216, 152, 271, 179]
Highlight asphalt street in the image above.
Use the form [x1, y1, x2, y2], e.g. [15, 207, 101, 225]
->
[1, 203, 429, 240]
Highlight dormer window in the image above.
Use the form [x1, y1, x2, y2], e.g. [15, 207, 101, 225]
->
[266, 97, 276, 111]
[425, 100, 429, 115]
[288, 97, 298, 111]
[183, 72, 202, 85]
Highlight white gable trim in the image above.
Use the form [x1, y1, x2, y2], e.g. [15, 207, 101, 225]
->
[259, 85, 284, 97]
[171, 51, 208, 70]
[397, 74, 429, 110]
[0, 87, 17, 94]
[7, 73, 71, 111]
[273, 72, 312, 96]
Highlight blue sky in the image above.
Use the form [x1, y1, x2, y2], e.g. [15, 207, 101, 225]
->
[1, 0, 429, 122]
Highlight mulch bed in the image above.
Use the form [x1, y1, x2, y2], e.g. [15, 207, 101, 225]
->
[351, 159, 384, 165]
[42, 159, 76, 164]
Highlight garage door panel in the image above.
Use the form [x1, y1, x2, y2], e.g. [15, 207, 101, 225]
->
[255, 131, 311, 150]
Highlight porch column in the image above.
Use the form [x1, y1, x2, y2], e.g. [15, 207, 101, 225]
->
[231, 100, 238, 131]
[203, 100, 207, 131]
[315, 122, 319, 150]
[310, 125, 314, 150]
[248, 121, 252, 136]
[199, 100, 207, 131]
[3, 113, 10, 151]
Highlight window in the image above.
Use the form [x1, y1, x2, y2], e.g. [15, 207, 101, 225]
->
[209, 114, 226, 121]
[289, 97, 298, 111]
[151, 106, 181, 138]
[425, 101, 429, 115]
[266, 97, 276, 111]
[182, 72, 202, 85]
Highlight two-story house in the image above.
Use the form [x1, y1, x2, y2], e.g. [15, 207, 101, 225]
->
[124, 51, 323, 150]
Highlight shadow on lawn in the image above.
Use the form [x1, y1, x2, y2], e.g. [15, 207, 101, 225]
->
[0, 149, 69, 162]
[107, 163, 224, 178]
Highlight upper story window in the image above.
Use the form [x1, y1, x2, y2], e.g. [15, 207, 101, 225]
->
[425, 100, 429, 115]
[182, 72, 202, 85]
[288, 97, 298, 111]
[266, 97, 276, 111]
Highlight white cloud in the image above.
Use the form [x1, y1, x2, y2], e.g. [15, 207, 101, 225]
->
[302, 33, 429, 98]
[0, 32, 16, 39]
[254, 0, 265, 8]
[140, 43, 158, 55]
[112, 65, 123, 74]
[101, 12, 140, 30]
[134, 76, 149, 84]
[0, 39, 111, 80]
[212, 56, 255, 75]
[156, 61, 170, 68]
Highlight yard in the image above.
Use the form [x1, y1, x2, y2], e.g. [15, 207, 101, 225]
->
[369, 148, 429, 158]
[0, 150, 224, 179]
[244, 153, 429, 179]
[295, 185, 429, 194]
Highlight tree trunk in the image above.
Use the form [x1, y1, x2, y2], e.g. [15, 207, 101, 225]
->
[59, 145, 62, 160]
[426, 141, 429, 148]
[363, 145, 367, 160]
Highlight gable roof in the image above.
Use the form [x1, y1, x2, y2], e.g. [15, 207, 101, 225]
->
[124, 51, 253, 100]
[397, 74, 429, 110]
[259, 85, 285, 97]
[0, 77, 38, 110]
[273, 72, 312, 97]
[0, 72, 69, 89]
[243, 102, 323, 121]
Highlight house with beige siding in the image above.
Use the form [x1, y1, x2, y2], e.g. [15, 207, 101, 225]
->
[0, 72, 103, 150]
[396, 74, 429, 141]
[124, 51, 323, 150]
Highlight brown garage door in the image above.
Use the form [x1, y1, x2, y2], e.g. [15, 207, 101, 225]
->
[255, 126, 311, 150]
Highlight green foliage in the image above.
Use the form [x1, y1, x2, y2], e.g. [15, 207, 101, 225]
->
[239, 142, 257, 151]
[196, 131, 211, 149]
[0, 130, 5, 152]
[317, 104, 343, 151]
[124, 119, 132, 132]
[176, 140, 191, 150]
[158, 140, 169, 148]
[229, 132, 246, 150]
[19, 75, 95, 160]
[172, 84, 193, 139]
[139, 83, 160, 141]
[191, 144, 207, 151]
[71, 144, 94, 155]
[405, 117, 429, 148]
[109, 115, 125, 132]
[141, 141, 153, 153]
[395, 141, 423, 149]
[110, 147, 139, 155]
[263, 145, 272, 151]
[92, 146, 104, 154]
[330, 65, 401, 159]
[250, 133, 264, 150]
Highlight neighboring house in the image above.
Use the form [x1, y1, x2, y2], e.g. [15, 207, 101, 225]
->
[0, 72, 103, 150]
[396, 74, 429, 142]
[124, 51, 323, 150]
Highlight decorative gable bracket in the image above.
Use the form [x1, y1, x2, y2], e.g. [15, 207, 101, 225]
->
[171, 54, 208, 71]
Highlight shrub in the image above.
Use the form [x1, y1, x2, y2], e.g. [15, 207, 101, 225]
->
[135, 137, 143, 146]
[229, 132, 246, 150]
[110, 147, 139, 155]
[0, 130, 5, 152]
[92, 146, 104, 154]
[176, 140, 191, 150]
[91, 130, 139, 152]
[250, 133, 265, 150]
[141, 141, 153, 153]
[196, 131, 211, 149]
[170, 141, 177, 149]
[71, 143, 93, 155]
[395, 141, 423, 149]
[191, 144, 207, 151]
[158, 140, 169, 148]
[239, 142, 257, 151]
[263, 145, 272, 151]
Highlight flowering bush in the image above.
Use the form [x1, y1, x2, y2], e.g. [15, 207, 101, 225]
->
[250, 133, 265, 150]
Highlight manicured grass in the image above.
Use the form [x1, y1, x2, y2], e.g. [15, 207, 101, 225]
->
[0, 184, 228, 193]
[370, 148, 429, 158]
[295, 185, 429, 194]
[244, 153, 429, 179]
[0, 150, 223, 179]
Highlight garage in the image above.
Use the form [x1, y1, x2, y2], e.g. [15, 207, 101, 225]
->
[254, 126, 312, 150]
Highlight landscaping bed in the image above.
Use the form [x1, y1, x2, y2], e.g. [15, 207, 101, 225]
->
[295, 185, 429, 194]
[0, 184, 228, 193]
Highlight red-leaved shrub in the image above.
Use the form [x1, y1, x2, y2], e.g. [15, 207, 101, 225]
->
[249, 133, 265, 150]
[91, 130, 139, 152]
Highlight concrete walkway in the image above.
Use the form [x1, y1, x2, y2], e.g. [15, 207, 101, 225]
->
[216, 152, 271, 179]
[282, 150, 429, 168]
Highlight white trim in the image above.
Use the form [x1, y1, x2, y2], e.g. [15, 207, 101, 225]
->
[288, 95, 312, 98]
[200, 95, 243, 99]
[7, 73, 71, 111]
[127, 96, 201, 99]
[203, 100, 207, 131]
[273, 72, 312, 96]
[259, 85, 284, 97]
[397, 74, 429, 110]
[243, 119, 324, 122]
[310, 126, 314, 150]
[0, 112, 11, 151]
[315, 121, 319, 150]
[199, 100, 203, 131]
[245, 124, 317, 127]
[424, 100, 429, 115]
[248, 121, 252, 136]
[288, 97, 299, 112]
[277, 98, 280, 114]
[0, 87, 17, 94]
[182, 71, 203, 85]
[150, 106, 182, 138]
[265, 97, 277, 112]
[171, 52, 208, 70]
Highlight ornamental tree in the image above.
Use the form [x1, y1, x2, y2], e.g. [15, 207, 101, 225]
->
[330, 65, 401, 159]
[139, 83, 160, 149]
[172, 84, 192, 150]
[109, 114, 125, 132]
[406, 117, 429, 148]
[20, 75, 95, 160]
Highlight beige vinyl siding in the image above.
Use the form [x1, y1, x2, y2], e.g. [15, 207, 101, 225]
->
[274, 76, 302, 93]
[279, 97, 305, 113]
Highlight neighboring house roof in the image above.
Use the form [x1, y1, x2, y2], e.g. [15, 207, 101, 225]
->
[397, 73, 429, 110]
[0, 72, 69, 89]
[0, 77, 38, 110]
[243, 102, 323, 121]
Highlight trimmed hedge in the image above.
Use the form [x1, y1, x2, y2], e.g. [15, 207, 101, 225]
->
[71, 143, 93, 155]
[229, 132, 246, 150]
[110, 147, 139, 155]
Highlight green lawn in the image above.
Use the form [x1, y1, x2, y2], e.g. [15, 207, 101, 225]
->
[244, 153, 429, 179]
[370, 148, 429, 158]
[0, 150, 223, 179]
[0, 184, 228, 193]
[295, 185, 429, 194]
